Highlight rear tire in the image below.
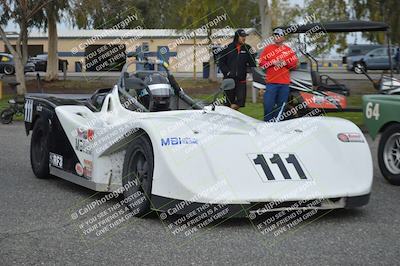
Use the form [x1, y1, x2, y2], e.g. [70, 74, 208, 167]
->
[378, 123, 400, 185]
[0, 108, 14, 124]
[30, 117, 50, 179]
[122, 134, 154, 216]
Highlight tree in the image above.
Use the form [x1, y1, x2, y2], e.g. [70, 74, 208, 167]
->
[0, 0, 46, 95]
[70, 0, 189, 29]
[352, 0, 400, 45]
[132, 0, 186, 28]
[270, 0, 301, 28]
[69, 0, 258, 81]
[179, 0, 257, 82]
[43, 0, 68, 81]
[258, 0, 272, 40]
[257, 0, 300, 40]
[70, 0, 141, 29]
[180, 1, 223, 81]
[302, 0, 349, 54]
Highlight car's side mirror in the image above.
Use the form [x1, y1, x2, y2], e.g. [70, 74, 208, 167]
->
[369, 54, 374, 57]
[221, 78, 235, 91]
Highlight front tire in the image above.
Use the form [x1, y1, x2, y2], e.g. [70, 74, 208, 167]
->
[354, 62, 366, 74]
[0, 108, 14, 124]
[30, 117, 50, 179]
[122, 134, 154, 216]
[4, 65, 15, 75]
[378, 123, 400, 185]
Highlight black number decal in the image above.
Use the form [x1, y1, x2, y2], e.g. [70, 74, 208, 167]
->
[253, 154, 275, 180]
[253, 154, 307, 181]
[270, 154, 291, 179]
[286, 154, 307, 179]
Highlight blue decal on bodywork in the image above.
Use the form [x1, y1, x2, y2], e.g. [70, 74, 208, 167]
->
[161, 137, 198, 146]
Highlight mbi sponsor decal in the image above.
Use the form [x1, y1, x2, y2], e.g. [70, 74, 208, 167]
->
[161, 137, 198, 146]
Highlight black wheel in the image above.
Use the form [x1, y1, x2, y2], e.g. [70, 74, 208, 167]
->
[30, 117, 50, 179]
[0, 108, 14, 124]
[354, 62, 366, 74]
[4, 65, 15, 75]
[122, 134, 154, 216]
[378, 123, 400, 185]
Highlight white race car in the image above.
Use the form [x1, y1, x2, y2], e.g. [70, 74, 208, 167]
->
[24, 59, 373, 218]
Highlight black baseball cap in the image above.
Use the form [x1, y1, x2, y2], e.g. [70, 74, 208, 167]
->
[236, 29, 249, 37]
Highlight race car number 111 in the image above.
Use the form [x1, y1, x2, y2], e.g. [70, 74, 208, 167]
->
[249, 153, 309, 182]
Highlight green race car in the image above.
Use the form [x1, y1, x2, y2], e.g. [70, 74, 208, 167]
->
[363, 95, 400, 185]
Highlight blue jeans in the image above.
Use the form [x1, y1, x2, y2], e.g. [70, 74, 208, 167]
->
[263, 83, 290, 122]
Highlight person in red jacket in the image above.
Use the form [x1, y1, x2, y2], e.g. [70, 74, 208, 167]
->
[259, 28, 298, 122]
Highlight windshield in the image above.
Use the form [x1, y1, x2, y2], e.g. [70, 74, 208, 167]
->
[139, 73, 173, 97]
[119, 63, 203, 112]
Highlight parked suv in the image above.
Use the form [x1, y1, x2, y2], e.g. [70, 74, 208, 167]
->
[343, 44, 383, 65]
[347, 47, 397, 74]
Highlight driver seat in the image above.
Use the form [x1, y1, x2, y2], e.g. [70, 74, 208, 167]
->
[311, 71, 350, 96]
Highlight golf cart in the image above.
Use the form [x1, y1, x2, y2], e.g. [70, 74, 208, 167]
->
[278, 20, 394, 95]
[277, 21, 353, 97]
[253, 21, 399, 114]
[282, 20, 400, 95]
[322, 21, 400, 95]
[253, 22, 367, 115]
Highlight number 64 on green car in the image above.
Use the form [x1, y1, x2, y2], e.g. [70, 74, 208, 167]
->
[363, 95, 400, 185]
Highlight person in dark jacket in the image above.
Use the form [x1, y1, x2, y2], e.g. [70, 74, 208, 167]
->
[395, 47, 400, 74]
[218, 29, 256, 110]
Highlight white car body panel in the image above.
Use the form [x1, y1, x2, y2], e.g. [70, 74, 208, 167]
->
[53, 86, 373, 206]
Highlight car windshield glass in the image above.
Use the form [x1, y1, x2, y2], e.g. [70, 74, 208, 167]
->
[120, 66, 203, 112]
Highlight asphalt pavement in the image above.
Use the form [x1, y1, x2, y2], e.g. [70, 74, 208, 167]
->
[0, 122, 399, 265]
